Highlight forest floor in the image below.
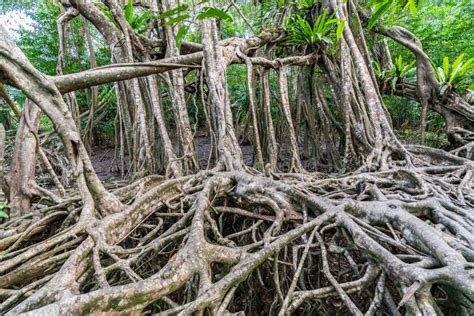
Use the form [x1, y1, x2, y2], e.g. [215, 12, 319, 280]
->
[91, 135, 256, 180]
[89, 137, 324, 180]
[90, 147, 115, 179]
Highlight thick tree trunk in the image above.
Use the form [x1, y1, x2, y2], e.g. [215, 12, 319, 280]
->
[162, 0, 199, 174]
[239, 52, 264, 170]
[201, 17, 244, 170]
[261, 68, 278, 171]
[5, 102, 41, 217]
[331, 0, 409, 170]
[147, 71, 183, 177]
[278, 66, 304, 172]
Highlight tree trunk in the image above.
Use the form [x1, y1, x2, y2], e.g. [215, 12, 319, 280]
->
[5, 101, 41, 217]
[201, 17, 244, 170]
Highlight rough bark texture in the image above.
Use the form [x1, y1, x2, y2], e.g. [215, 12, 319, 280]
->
[0, 2, 473, 315]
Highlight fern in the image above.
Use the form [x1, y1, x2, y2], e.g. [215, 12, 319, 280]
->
[433, 54, 474, 92]
[286, 10, 343, 46]
[374, 56, 415, 91]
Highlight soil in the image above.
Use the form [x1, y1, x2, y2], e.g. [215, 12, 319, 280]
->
[90, 146, 116, 179]
[90, 135, 255, 180]
[89, 129, 326, 180]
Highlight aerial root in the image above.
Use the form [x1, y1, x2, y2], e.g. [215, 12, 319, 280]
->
[0, 164, 473, 314]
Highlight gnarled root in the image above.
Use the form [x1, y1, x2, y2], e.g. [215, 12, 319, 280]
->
[1, 155, 473, 315]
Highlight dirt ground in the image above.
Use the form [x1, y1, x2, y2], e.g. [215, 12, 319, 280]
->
[90, 136, 255, 179]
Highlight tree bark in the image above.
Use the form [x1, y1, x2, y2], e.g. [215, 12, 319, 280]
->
[0, 24, 121, 215]
[201, 17, 244, 170]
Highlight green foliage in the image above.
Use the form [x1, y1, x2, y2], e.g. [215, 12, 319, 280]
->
[367, 1, 393, 30]
[296, 0, 317, 9]
[124, 0, 134, 22]
[385, 96, 446, 136]
[377, 2, 471, 144]
[39, 116, 54, 132]
[286, 10, 343, 46]
[0, 0, 41, 13]
[366, 0, 422, 30]
[175, 26, 189, 48]
[158, 5, 188, 20]
[12, 2, 114, 136]
[164, 14, 190, 27]
[17, 2, 108, 76]
[129, 11, 154, 34]
[197, 7, 233, 22]
[17, 3, 61, 75]
[93, 87, 117, 140]
[94, 110, 116, 140]
[0, 201, 9, 219]
[336, 21, 345, 42]
[158, 5, 233, 26]
[374, 55, 415, 90]
[432, 53, 473, 92]
[157, 4, 234, 47]
[393, 55, 416, 78]
[100, 1, 153, 34]
[387, 1, 473, 63]
[396, 129, 448, 147]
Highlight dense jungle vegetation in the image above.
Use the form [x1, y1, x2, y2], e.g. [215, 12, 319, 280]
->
[0, 0, 472, 314]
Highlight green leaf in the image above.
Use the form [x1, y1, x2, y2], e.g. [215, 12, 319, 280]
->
[459, 58, 474, 76]
[159, 5, 188, 19]
[468, 82, 474, 91]
[164, 14, 190, 27]
[395, 55, 403, 71]
[314, 10, 326, 33]
[300, 0, 315, 9]
[367, 1, 392, 30]
[175, 25, 188, 48]
[197, 7, 233, 22]
[405, 0, 418, 14]
[131, 10, 153, 33]
[0, 210, 8, 219]
[336, 21, 345, 42]
[448, 54, 464, 80]
[442, 56, 450, 80]
[437, 67, 446, 83]
[373, 61, 382, 74]
[124, 0, 134, 23]
[321, 36, 334, 44]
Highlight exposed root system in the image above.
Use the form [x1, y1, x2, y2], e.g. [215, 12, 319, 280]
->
[1, 151, 472, 315]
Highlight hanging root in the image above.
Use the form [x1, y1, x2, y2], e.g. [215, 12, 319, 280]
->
[0, 152, 472, 315]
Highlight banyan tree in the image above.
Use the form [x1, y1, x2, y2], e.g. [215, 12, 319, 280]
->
[0, 0, 472, 314]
